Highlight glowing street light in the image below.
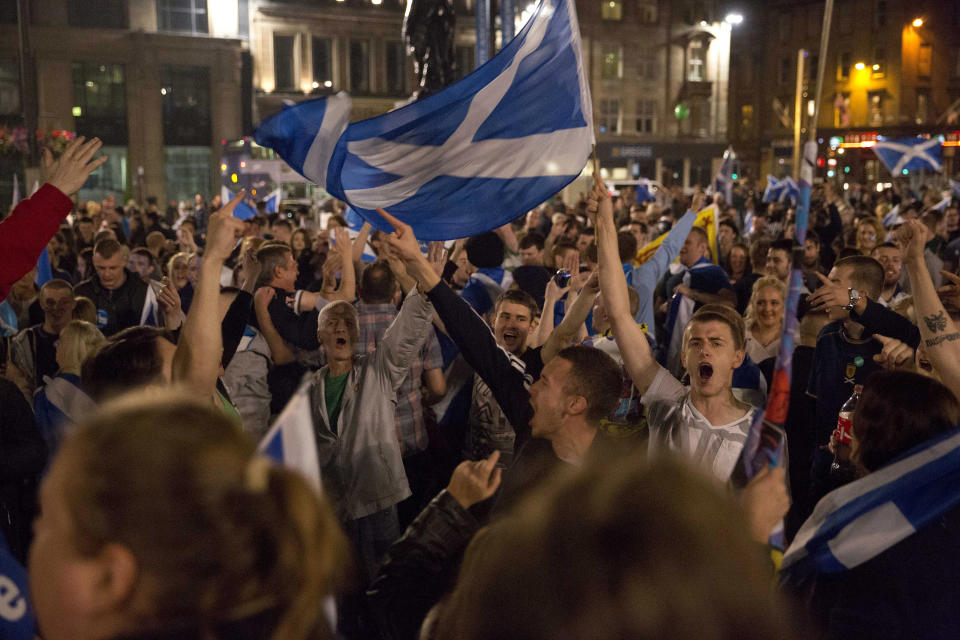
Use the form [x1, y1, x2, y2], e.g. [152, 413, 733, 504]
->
[912, 17, 923, 27]
[725, 13, 744, 25]
[854, 62, 866, 71]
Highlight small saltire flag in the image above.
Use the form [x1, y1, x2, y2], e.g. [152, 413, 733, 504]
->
[782, 424, 960, 582]
[258, 376, 323, 493]
[635, 178, 657, 204]
[264, 188, 282, 214]
[882, 203, 902, 228]
[762, 175, 784, 204]
[780, 177, 800, 204]
[873, 136, 943, 175]
[711, 146, 736, 204]
[255, 0, 594, 241]
[932, 193, 953, 212]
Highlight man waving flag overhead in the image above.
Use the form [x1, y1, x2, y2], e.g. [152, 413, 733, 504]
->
[255, 0, 593, 240]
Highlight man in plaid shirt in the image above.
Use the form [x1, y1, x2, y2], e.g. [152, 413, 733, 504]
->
[357, 260, 446, 527]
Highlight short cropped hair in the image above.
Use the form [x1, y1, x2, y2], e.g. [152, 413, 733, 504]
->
[83, 326, 177, 401]
[359, 260, 397, 304]
[617, 231, 638, 263]
[256, 243, 293, 288]
[556, 345, 622, 424]
[495, 288, 540, 318]
[316, 300, 359, 340]
[685, 304, 746, 351]
[834, 255, 884, 300]
[519, 232, 545, 251]
[94, 238, 125, 259]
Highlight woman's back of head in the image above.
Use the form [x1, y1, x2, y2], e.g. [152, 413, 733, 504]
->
[31, 392, 346, 640]
[436, 454, 795, 640]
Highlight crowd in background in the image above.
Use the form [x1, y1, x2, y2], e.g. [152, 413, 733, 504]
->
[1, 135, 959, 640]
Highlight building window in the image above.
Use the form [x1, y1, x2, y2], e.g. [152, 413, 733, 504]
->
[455, 46, 474, 80]
[157, 0, 208, 34]
[918, 43, 932, 78]
[312, 37, 332, 87]
[0, 59, 19, 115]
[161, 65, 211, 146]
[874, 0, 887, 28]
[601, 44, 622, 80]
[165, 146, 212, 205]
[779, 57, 792, 85]
[834, 92, 851, 127]
[837, 52, 851, 81]
[68, 0, 127, 28]
[349, 40, 371, 94]
[72, 63, 127, 145]
[916, 90, 929, 124]
[637, 45, 657, 80]
[690, 99, 710, 137]
[601, 0, 622, 21]
[386, 41, 406, 96]
[638, 1, 658, 24]
[687, 40, 706, 82]
[740, 104, 754, 134]
[599, 99, 620, 134]
[868, 91, 884, 126]
[273, 34, 296, 92]
[872, 49, 885, 78]
[77, 146, 128, 204]
[635, 100, 656, 133]
[837, 2, 852, 34]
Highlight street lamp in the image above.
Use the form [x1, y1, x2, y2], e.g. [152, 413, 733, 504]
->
[854, 61, 866, 71]
[725, 13, 744, 25]
[912, 17, 923, 27]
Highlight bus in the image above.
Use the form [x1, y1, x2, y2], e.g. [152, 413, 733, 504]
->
[220, 137, 332, 211]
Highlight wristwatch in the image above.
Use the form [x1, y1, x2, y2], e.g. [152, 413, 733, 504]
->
[843, 287, 861, 311]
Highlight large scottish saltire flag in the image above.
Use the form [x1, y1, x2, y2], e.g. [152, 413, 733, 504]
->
[872, 136, 943, 175]
[781, 425, 960, 582]
[258, 376, 323, 493]
[762, 175, 784, 204]
[255, 0, 593, 240]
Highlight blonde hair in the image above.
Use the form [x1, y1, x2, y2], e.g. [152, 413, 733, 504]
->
[58, 393, 346, 639]
[57, 320, 106, 374]
[744, 276, 787, 331]
[72, 296, 98, 324]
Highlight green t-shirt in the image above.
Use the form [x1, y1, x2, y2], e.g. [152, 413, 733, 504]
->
[324, 371, 350, 434]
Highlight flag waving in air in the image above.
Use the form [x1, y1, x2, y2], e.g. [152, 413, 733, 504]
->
[872, 136, 943, 175]
[255, 0, 593, 240]
[710, 146, 736, 204]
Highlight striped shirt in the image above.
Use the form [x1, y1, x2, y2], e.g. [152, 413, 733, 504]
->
[358, 302, 443, 456]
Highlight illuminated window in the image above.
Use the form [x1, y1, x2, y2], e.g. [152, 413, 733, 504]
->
[687, 40, 706, 82]
[601, 44, 622, 79]
[72, 63, 127, 144]
[157, 0, 208, 34]
[740, 104, 754, 134]
[312, 37, 332, 87]
[868, 91, 885, 126]
[599, 99, 620, 134]
[636, 100, 656, 133]
[601, 0, 622, 20]
[833, 92, 850, 127]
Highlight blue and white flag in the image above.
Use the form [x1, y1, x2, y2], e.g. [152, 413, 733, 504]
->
[263, 188, 282, 214]
[951, 179, 960, 198]
[255, 0, 594, 241]
[258, 376, 323, 493]
[711, 146, 736, 204]
[636, 178, 656, 204]
[882, 204, 902, 228]
[762, 175, 785, 204]
[35, 248, 53, 287]
[782, 424, 960, 581]
[872, 136, 943, 175]
[932, 193, 953, 212]
[780, 177, 800, 204]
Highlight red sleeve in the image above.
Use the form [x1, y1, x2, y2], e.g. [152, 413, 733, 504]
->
[0, 184, 73, 302]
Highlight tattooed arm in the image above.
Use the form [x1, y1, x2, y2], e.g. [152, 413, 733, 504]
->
[898, 220, 960, 398]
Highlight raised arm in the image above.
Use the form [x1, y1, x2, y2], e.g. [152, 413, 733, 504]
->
[589, 174, 659, 393]
[322, 227, 356, 303]
[543, 271, 599, 364]
[254, 287, 295, 366]
[529, 277, 567, 348]
[898, 219, 960, 398]
[172, 191, 245, 400]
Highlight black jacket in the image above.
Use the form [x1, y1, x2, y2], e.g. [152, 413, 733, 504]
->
[74, 269, 149, 337]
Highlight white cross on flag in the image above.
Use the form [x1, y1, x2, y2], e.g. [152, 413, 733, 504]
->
[872, 136, 943, 175]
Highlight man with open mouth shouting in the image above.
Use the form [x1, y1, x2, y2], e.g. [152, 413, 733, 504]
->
[588, 173, 754, 482]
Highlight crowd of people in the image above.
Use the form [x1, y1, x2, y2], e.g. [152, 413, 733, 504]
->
[1, 134, 959, 639]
